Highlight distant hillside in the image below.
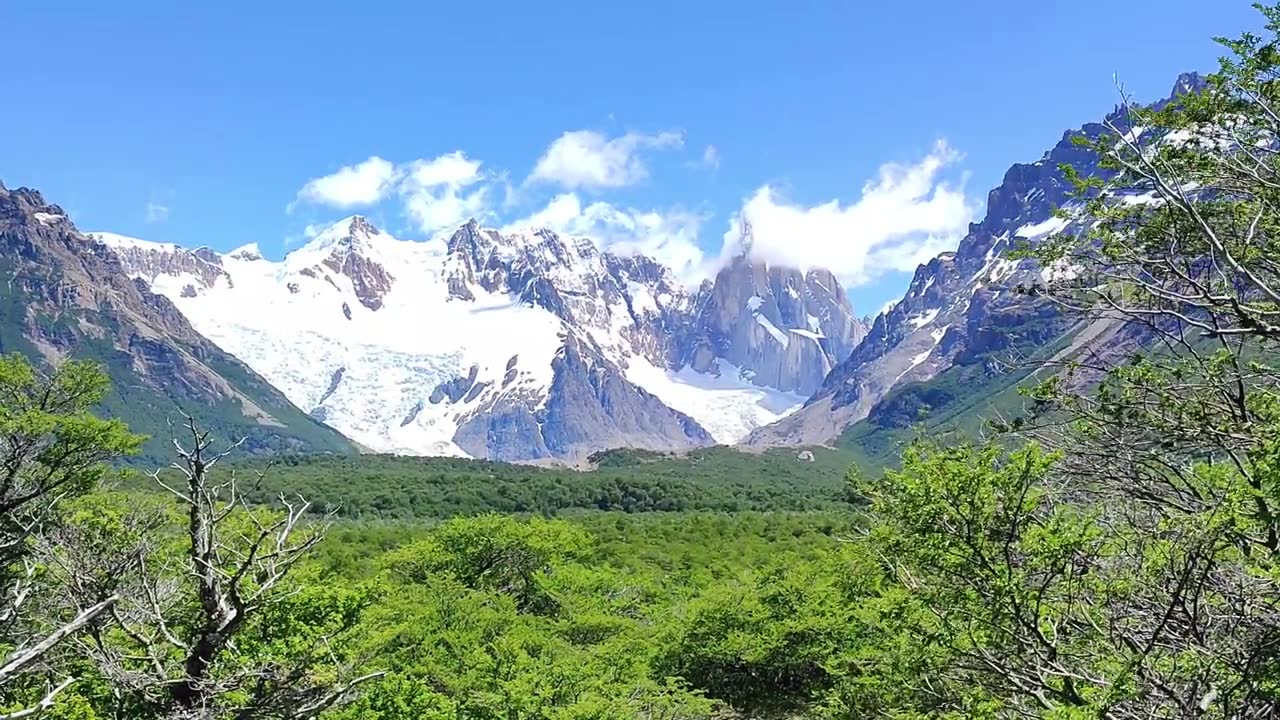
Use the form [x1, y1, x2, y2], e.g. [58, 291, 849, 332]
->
[0, 181, 355, 465]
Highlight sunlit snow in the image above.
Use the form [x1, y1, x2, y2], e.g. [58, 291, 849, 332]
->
[755, 314, 789, 346]
[97, 217, 822, 456]
[893, 325, 948, 385]
[625, 358, 804, 444]
[1014, 215, 1069, 240]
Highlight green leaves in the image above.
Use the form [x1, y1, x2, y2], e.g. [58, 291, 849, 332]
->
[0, 354, 145, 719]
[0, 354, 143, 513]
[328, 515, 737, 719]
[383, 515, 592, 614]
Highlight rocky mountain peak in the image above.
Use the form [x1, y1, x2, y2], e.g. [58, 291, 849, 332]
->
[0, 186, 73, 234]
[0, 178, 354, 461]
[287, 216, 395, 311]
[2, 183, 222, 383]
[747, 74, 1208, 449]
[443, 224, 609, 319]
[686, 255, 867, 395]
[0, 183, 42, 207]
[346, 214, 380, 238]
[90, 231, 231, 295]
[443, 221, 510, 301]
[228, 243, 262, 261]
[1171, 71, 1207, 98]
[296, 215, 385, 258]
[447, 218, 505, 254]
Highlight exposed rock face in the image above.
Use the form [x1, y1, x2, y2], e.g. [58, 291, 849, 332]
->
[323, 258, 393, 310]
[430, 365, 480, 405]
[602, 252, 700, 369]
[454, 334, 712, 462]
[748, 74, 1202, 447]
[436, 220, 869, 385]
[306, 217, 396, 311]
[441, 220, 701, 367]
[98, 237, 231, 290]
[687, 255, 866, 395]
[0, 182, 353, 462]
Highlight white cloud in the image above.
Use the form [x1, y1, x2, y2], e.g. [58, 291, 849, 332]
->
[528, 129, 684, 190]
[505, 193, 709, 284]
[399, 151, 490, 235]
[145, 200, 169, 223]
[688, 144, 720, 171]
[405, 151, 482, 187]
[720, 140, 973, 287]
[403, 186, 490, 236]
[287, 136, 973, 292]
[292, 156, 399, 210]
[508, 192, 586, 230]
[291, 152, 493, 235]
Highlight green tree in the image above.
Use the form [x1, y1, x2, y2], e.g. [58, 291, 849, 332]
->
[658, 554, 866, 712]
[0, 354, 141, 718]
[338, 515, 719, 720]
[383, 515, 592, 614]
[1026, 3, 1280, 714]
[835, 5, 1280, 716]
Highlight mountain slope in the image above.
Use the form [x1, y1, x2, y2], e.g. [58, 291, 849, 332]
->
[0, 181, 355, 465]
[104, 217, 865, 461]
[750, 74, 1202, 448]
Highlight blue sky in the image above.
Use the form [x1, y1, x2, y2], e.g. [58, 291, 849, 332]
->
[2, 1, 1261, 313]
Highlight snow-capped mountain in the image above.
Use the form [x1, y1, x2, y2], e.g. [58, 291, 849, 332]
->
[688, 250, 866, 396]
[96, 217, 866, 461]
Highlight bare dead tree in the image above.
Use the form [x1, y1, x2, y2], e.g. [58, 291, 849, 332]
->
[46, 415, 381, 720]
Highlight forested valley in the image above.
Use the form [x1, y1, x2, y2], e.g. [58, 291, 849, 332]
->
[7, 9, 1280, 719]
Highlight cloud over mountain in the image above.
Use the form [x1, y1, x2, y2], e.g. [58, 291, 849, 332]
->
[288, 134, 974, 289]
[528, 130, 684, 190]
[292, 156, 399, 210]
[719, 140, 973, 286]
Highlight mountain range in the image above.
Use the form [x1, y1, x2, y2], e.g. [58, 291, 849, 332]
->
[76, 214, 867, 462]
[0, 74, 1200, 464]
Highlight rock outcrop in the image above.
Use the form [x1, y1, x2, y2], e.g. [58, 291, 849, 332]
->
[687, 254, 866, 395]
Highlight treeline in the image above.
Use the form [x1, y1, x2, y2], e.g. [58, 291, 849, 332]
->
[143, 447, 860, 519]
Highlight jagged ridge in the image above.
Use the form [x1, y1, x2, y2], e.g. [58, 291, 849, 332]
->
[748, 73, 1206, 448]
[102, 214, 866, 461]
